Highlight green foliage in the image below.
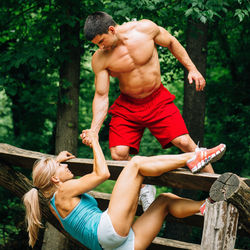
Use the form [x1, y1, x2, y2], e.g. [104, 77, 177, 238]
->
[0, 0, 249, 248]
[204, 8, 250, 179]
[0, 187, 25, 246]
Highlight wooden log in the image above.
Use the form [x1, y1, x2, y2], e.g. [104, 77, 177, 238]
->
[1, 143, 249, 192]
[201, 201, 239, 250]
[209, 172, 250, 234]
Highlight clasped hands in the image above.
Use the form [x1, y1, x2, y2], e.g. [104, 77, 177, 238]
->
[80, 129, 98, 148]
[54, 130, 97, 163]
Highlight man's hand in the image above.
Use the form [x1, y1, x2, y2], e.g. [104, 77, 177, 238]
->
[80, 129, 98, 148]
[188, 69, 206, 91]
[56, 151, 75, 163]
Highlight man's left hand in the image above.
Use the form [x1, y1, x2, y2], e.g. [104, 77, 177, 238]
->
[188, 70, 206, 91]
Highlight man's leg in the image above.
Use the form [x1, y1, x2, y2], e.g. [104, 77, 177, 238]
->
[171, 134, 214, 173]
[110, 145, 131, 160]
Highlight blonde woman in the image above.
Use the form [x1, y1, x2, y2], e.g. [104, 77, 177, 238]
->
[23, 131, 225, 249]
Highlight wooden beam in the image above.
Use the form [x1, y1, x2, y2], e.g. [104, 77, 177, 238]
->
[2, 143, 249, 192]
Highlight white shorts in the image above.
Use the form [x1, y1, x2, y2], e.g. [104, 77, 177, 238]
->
[97, 210, 135, 250]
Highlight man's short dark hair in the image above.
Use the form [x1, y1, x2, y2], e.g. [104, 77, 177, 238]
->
[84, 11, 117, 41]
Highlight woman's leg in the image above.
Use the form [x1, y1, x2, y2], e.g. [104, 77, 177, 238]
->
[133, 193, 204, 250]
[107, 152, 195, 236]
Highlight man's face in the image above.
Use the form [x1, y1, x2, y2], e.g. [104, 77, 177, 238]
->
[92, 26, 117, 51]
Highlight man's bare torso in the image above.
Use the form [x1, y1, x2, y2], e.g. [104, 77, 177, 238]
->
[93, 21, 162, 98]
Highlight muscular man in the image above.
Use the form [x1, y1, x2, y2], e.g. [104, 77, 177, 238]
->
[83, 11, 213, 210]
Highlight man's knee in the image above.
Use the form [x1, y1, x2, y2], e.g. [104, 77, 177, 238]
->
[171, 134, 196, 152]
[110, 146, 130, 160]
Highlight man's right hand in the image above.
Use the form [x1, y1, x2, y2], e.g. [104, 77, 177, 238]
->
[80, 129, 98, 148]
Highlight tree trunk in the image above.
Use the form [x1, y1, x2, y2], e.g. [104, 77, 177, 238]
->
[165, 19, 208, 242]
[55, 17, 81, 156]
[42, 1, 81, 249]
[183, 19, 208, 146]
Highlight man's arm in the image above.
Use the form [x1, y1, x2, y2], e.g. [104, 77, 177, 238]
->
[91, 70, 110, 133]
[152, 22, 205, 91]
[82, 53, 110, 146]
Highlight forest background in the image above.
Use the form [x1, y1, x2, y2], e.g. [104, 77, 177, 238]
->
[0, 0, 249, 249]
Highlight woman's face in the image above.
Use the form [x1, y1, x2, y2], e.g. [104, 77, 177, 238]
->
[54, 162, 74, 182]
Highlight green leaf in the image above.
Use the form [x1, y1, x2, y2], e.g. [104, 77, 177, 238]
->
[185, 8, 193, 17]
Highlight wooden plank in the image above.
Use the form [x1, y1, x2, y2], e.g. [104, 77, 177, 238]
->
[201, 201, 239, 250]
[150, 237, 201, 250]
[0, 143, 249, 192]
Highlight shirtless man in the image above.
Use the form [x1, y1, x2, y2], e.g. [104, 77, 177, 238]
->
[83, 12, 213, 210]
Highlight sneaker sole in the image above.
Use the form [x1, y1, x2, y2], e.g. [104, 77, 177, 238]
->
[192, 144, 226, 174]
[210, 144, 226, 163]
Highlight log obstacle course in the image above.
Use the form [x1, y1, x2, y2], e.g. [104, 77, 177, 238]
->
[0, 143, 249, 250]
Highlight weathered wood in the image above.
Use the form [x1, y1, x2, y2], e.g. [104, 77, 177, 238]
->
[210, 172, 250, 234]
[150, 237, 201, 250]
[201, 201, 239, 250]
[2, 143, 249, 192]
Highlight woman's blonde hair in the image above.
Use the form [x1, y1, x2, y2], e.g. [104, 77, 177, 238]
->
[23, 157, 57, 247]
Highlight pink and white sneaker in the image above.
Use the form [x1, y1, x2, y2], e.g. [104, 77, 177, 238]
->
[200, 200, 207, 215]
[200, 198, 215, 215]
[187, 144, 226, 174]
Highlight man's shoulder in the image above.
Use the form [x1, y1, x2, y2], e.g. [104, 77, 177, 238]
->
[136, 19, 158, 31]
[91, 50, 108, 72]
[124, 19, 158, 37]
[120, 19, 156, 32]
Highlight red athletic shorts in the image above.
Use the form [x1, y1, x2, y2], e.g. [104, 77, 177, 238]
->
[108, 84, 189, 154]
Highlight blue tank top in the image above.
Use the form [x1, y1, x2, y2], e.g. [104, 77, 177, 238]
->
[50, 193, 102, 250]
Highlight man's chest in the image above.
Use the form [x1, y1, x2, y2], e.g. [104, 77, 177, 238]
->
[107, 37, 155, 73]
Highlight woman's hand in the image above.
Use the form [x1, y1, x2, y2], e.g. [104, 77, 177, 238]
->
[56, 151, 75, 163]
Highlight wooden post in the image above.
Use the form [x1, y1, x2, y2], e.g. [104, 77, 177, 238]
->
[209, 172, 250, 234]
[201, 200, 239, 250]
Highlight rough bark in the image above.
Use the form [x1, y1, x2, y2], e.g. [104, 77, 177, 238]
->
[209, 172, 250, 234]
[183, 19, 208, 146]
[201, 201, 239, 250]
[55, 17, 80, 156]
[43, 1, 81, 249]
[167, 19, 208, 243]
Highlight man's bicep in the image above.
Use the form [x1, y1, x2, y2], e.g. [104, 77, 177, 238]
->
[154, 26, 173, 48]
[94, 69, 110, 97]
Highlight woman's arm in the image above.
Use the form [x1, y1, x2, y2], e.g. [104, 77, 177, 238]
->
[60, 131, 110, 197]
